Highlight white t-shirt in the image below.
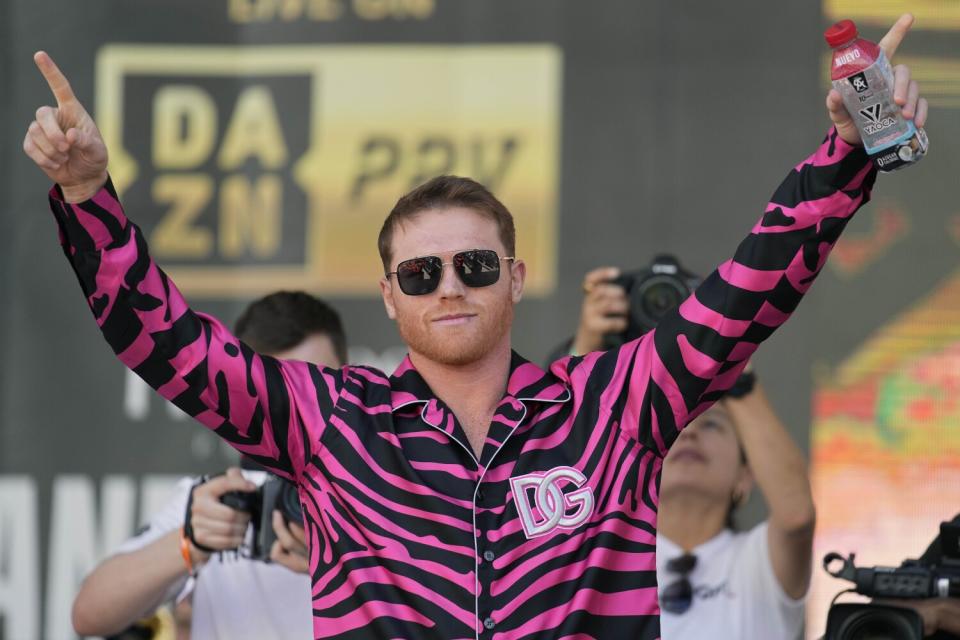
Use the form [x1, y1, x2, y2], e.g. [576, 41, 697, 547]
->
[115, 472, 313, 640]
[657, 522, 805, 640]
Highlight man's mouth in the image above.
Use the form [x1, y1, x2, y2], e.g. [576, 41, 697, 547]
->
[432, 313, 477, 326]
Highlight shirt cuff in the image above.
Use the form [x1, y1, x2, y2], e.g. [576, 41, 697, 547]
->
[48, 176, 129, 251]
[814, 127, 875, 191]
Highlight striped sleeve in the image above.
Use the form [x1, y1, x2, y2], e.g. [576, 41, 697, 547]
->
[576, 128, 876, 455]
[47, 178, 343, 482]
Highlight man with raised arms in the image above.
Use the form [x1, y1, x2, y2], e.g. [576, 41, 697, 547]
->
[22, 16, 926, 639]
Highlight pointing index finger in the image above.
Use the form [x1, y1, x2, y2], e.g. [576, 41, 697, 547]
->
[34, 51, 77, 107]
[878, 13, 914, 60]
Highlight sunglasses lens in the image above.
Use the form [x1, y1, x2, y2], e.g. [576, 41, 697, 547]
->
[660, 578, 693, 614]
[396, 257, 442, 295]
[454, 250, 502, 288]
[667, 553, 697, 574]
[661, 553, 696, 614]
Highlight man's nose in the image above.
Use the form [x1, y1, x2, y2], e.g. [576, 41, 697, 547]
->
[435, 262, 466, 299]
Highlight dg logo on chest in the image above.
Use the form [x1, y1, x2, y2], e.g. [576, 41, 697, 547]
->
[509, 466, 595, 539]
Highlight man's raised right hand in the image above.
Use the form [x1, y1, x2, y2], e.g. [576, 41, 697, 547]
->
[22, 51, 108, 203]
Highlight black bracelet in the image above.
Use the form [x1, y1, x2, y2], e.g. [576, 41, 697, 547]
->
[183, 475, 218, 554]
[725, 370, 757, 399]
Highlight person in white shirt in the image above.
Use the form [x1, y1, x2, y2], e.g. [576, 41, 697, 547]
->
[570, 267, 816, 640]
[655, 383, 812, 640]
[71, 291, 347, 640]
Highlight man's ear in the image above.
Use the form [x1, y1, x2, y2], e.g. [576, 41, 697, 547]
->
[510, 259, 526, 304]
[380, 277, 397, 320]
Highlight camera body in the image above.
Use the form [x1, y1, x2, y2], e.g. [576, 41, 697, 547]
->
[824, 552, 960, 600]
[605, 254, 701, 348]
[220, 475, 304, 562]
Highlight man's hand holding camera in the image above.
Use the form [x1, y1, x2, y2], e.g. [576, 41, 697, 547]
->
[270, 510, 310, 574]
[188, 467, 310, 575]
[187, 468, 256, 566]
[572, 267, 629, 356]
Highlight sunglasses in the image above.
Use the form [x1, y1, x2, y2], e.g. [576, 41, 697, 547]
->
[660, 553, 697, 615]
[386, 249, 515, 296]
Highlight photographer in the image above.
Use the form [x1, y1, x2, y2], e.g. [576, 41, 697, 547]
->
[71, 291, 347, 639]
[568, 265, 815, 639]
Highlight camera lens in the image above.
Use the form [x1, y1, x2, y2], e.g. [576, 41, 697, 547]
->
[838, 609, 918, 640]
[279, 481, 304, 524]
[632, 275, 690, 330]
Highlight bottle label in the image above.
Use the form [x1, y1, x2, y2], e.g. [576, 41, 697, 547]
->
[832, 51, 911, 154]
[871, 125, 928, 172]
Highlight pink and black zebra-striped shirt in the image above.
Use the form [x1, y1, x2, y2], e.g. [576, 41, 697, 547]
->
[48, 129, 874, 639]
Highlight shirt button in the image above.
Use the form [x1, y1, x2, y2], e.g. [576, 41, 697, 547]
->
[483, 550, 495, 563]
[483, 617, 496, 630]
[476, 489, 485, 502]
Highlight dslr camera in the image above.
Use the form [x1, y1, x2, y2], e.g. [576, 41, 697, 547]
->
[604, 254, 701, 348]
[822, 521, 960, 639]
[219, 474, 304, 562]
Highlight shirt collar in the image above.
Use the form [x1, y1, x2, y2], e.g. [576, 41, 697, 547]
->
[657, 528, 737, 572]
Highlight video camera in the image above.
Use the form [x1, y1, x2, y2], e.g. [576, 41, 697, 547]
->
[822, 521, 960, 639]
[604, 254, 700, 348]
[219, 474, 304, 562]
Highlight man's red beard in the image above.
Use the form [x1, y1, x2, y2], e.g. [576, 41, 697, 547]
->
[396, 298, 514, 366]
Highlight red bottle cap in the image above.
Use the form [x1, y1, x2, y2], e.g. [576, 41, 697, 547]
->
[825, 19, 859, 48]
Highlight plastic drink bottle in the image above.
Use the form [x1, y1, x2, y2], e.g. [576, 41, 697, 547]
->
[825, 19, 928, 171]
